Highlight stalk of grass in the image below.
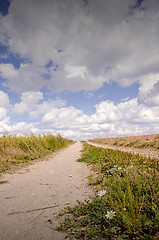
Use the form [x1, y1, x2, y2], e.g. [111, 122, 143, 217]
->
[0, 133, 73, 174]
[125, 175, 135, 218]
[59, 143, 159, 239]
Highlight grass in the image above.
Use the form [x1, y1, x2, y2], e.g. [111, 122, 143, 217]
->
[0, 133, 74, 174]
[90, 135, 159, 150]
[58, 143, 159, 240]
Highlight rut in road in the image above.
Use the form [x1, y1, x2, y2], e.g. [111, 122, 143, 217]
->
[0, 142, 94, 240]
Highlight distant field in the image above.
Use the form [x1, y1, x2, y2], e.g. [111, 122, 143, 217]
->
[90, 134, 159, 150]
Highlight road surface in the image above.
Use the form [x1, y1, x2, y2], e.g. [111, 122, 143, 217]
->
[0, 142, 93, 240]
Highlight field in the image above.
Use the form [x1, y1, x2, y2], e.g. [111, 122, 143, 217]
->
[58, 141, 159, 239]
[90, 134, 159, 151]
[0, 133, 73, 175]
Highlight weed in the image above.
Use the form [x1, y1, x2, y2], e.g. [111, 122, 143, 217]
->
[0, 133, 73, 174]
[58, 143, 159, 239]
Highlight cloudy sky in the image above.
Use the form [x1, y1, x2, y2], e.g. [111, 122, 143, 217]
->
[0, 0, 159, 141]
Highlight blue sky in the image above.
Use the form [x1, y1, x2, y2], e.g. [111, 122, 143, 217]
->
[0, 0, 159, 140]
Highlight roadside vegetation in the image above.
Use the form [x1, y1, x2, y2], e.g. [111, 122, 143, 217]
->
[90, 134, 159, 151]
[58, 143, 159, 239]
[0, 133, 73, 175]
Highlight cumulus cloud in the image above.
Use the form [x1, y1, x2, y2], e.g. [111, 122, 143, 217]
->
[5, 122, 39, 135]
[0, 91, 10, 130]
[0, 0, 159, 92]
[30, 98, 66, 118]
[13, 91, 66, 117]
[138, 74, 159, 107]
[0, 63, 46, 92]
[0, 91, 159, 140]
[0, 0, 159, 140]
[0, 107, 8, 122]
[0, 90, 10, 108]
[39, 98, 159, 140]
[42, 106, 83, 129]
[13, 91, 43, 114]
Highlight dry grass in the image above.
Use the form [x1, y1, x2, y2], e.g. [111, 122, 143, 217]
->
[0, 133, 74, 174]
[91, 134, 159, 151]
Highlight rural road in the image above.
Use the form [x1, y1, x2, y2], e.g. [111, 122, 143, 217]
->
[0, 142, 94, 240]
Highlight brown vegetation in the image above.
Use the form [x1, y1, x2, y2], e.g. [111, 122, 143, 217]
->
[0, 133, 73, 175]
[91, 134, 159, 150]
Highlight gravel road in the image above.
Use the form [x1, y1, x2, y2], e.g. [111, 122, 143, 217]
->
[0, 142, 93, 240]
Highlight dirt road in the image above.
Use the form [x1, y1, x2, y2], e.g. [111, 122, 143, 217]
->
[0, 142, 93, 240]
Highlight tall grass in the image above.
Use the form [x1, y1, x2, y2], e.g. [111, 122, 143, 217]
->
[58, 143, 159, 239]
[0, 133, 73, 174]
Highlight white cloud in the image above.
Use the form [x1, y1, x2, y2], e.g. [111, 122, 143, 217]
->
[0, 90, 10, 108]
[0, 63, 18, 78]
[0, 0, 159, 140]
[0, 63, 46, 92]
[42, 106, 83, 129]
[138, 74, 159, 107]
[0, 107, 8, 122]
[13, 91, 66, 119]
[93, 99, 159, 125]
[0, 0, 159, 92]
[5, 122, 39, 135]
[0, 91, 10, 130]
[65, 64, 87, 79]
[39, 98, 159, 140]
[30, 98, 66, 118]
[13, 91, 43, 114]
[0, 92, 159, 140]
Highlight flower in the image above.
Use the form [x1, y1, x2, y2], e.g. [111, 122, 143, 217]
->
[97, 190, 107, 198]
[118, 167, 122, 170]
[105, 210, 116, 219]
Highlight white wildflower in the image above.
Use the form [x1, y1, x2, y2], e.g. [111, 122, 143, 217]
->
[97, 190, 107, 198]
[105, 210, 116, 219]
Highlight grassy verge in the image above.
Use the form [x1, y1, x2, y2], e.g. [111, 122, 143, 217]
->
[58, 143, 159, 240]
[0, 133, 74, 174]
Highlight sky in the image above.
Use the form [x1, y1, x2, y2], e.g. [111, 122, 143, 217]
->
[0, 0, 159, 141]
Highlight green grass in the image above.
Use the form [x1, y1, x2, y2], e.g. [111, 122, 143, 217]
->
[58, 143, 159, 240]
[0, 133, 74, 174]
